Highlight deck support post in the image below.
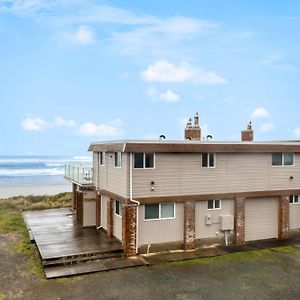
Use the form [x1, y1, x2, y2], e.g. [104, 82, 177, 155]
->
[107, 198, 114, 238]
[72, 183, 77, 210]
[96, 193, 101, 228]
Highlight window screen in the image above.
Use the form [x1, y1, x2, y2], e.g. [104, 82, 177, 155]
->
[134, 153, 144, 168]
[145, 204, 159, 219]
[161, 203, 174, 218]
[272, 153, 282, 166]
[145, 153, 154, 168]
[283, 153, 294, 165]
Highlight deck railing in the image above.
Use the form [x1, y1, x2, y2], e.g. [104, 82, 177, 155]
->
[64, 164, 93, 185]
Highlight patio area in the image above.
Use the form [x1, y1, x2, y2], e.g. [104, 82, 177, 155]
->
[22, 208, 148, 278]
[23, 208, 123, 261]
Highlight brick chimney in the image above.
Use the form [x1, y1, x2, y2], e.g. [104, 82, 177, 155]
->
[241, 121, 254, 142]
[184, 112, 201, 141]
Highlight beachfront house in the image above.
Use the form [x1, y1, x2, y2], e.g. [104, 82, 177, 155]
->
[65, 113, 300, 256]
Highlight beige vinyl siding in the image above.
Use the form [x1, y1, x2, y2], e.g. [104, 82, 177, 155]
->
[98, 153, 107, 190]
[101, 196, 108, 230]
[113, 212, 122, 241]
[83, 200, 96, 227]
[97, 152, 129, 198]
[289, 202, 300, 229]
[245, 197, 278, 241]
[132, 153, 300, 198]
[138, 203, 184, 246]
[195, 199, 234, 239]
[93, 152, 99, 188]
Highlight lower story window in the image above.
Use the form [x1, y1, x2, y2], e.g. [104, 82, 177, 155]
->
[289, 195, 299, 204]
[145, 203, 175, 220]
[115, 200, 122, 216]
[208, 199, 221, 210]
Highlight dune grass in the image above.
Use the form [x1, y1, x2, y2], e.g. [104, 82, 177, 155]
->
[0, 193, 71, 277]
[0, 192, 71, 211]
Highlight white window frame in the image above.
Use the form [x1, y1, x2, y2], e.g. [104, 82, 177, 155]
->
[133, 153, 155, 169]
[144, 203, 176, 221]
[289, 195, 299, 204]
[272, 153, 295, 167]
[114, 152, 122, 168]
[99, 152, 106, 166]
[115, 200, 122, 217]
[202, 153, 216, 168]
[207, 199, 221, 210]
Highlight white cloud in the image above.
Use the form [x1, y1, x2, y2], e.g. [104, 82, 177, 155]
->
[292, 127, 300, 137]
[259, 123, 274, 132]
[146, 88, 180, 103]
[54, 116, 76, 127]
[0, 1, 218, 58]
[22, 117, 47, 131]
[158, 90, 179, 102]
[251, 107, 269, 118]
[155, 16, 217, 36]
[141, 60, 226, 85]
[261, 55, 298, 73]
[22, 116, 76, 131]
[63, 25, 94, 45]
[0, 0, 44, 13]
[77, 122, 122, 137]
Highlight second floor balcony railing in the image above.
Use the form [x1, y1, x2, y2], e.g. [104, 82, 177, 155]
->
[64, 164, 93, 185]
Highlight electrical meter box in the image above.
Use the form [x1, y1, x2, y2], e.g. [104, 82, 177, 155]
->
[205, 214, 212, 225]
[219, 215, 234, 230]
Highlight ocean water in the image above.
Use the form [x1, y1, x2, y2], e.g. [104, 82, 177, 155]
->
[0, 155, 92, 198]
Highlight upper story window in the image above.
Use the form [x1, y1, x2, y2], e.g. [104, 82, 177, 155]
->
[115, 200, 122, 216]
[272, 153, 294, 166]
[114, 152, 122, 168]
[134, 153, 155, 169]
[289, 195, 299, 204]
[99, 152, 105, 166]
[144, 203, 175, 220]
[208, 199, 221, 210]
[202, 153, 215, 168]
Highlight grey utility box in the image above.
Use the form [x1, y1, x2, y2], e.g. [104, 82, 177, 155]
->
[219, 215, 234, 231]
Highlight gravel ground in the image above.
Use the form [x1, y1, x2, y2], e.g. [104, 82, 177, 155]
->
[1, 233, 300, 300]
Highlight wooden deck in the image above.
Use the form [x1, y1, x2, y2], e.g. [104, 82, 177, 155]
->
[22, 208, 138, 278]
[23, 208, 123, 260]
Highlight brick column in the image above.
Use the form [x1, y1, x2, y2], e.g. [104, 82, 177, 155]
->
[95, 193, 101, 227]
[184, 201, 196, 250]
[278, 195, 289, 240]
[122, 204, 137, 257]
[107, 198, 114, 238]
[234, 197, 245, 246]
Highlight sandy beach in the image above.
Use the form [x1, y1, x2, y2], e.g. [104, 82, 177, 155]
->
[0, 182, 71, 199]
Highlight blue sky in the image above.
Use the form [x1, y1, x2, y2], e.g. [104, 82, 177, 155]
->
[1, 0, 300, 156]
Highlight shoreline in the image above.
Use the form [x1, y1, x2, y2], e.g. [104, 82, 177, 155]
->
[0, 182, 71, 199]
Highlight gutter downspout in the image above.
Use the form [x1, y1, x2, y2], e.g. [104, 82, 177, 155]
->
[129, 152, 140, 254]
